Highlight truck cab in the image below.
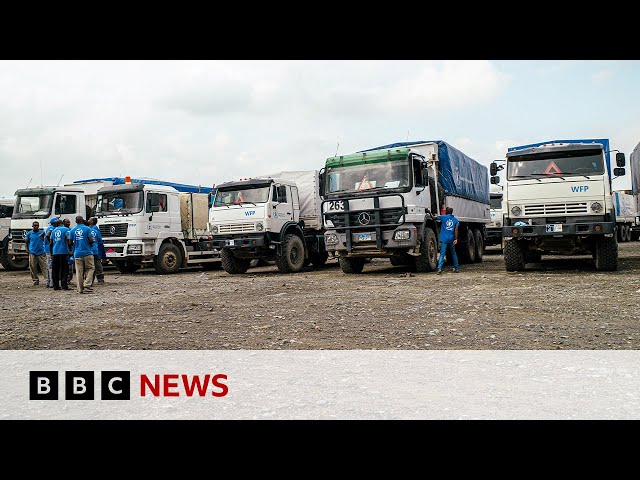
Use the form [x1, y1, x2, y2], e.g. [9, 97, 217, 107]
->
[0, 198, 27, 270]
[9, 186, 86, 263]
[493, 139, 622, 271]
[210, 172, 326, 274]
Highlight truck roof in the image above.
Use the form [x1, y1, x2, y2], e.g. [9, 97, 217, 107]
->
[74, 177, 208, 193]
[326, 148, 411, 168]
[14, 186, 85, 196]
[97, 183, 179, 194]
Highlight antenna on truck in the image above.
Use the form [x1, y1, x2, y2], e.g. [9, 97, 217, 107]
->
[335, 141, 340, 157]
[57, 174, 64, 186]
[26, 178, 32, 188]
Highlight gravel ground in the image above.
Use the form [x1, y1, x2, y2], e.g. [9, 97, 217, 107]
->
[1, 242, 640, 350]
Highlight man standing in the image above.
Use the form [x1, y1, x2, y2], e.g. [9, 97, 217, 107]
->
[69, 216, 95, 294]
[43, 217, 58, 288]
[433, 206, 460, 274]
[25, 221, 47, 286]
[87, 217, 105, 285]
[50, 219, 71, 290]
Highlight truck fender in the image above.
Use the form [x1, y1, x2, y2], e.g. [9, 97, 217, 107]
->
[155, 238, 187, 264]
[279, 222, 305, 243]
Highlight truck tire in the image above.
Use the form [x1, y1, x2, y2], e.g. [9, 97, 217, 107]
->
[309, 251, 329, 268]
[338, 256, 365, 274]
[617, 225, 625, 242]
[473, 229, 484, 263]
[504, 239, 525, 272]
[275, 234, 305, 273]
[594, 236, 618, 271]
[625, 225, 632, 242]
[0, 238, 29, 270]
[113, 260, 141, 274]
[457, 227, 476, 264]
[154, 243, 182, 274]
[631, 229, 640, 242]
[221, 248, 250, 274]
[414, 227, 438, 272]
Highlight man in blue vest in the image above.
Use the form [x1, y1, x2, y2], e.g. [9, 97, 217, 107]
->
[433, 206, 460, 274]
[50, 219, 71, 290]
[25, 221, 46, 286]
[43, 217, 58, 288]
[69, 216, 96, 294]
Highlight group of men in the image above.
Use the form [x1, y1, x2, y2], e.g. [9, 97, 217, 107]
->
[25, 215, 106, 293]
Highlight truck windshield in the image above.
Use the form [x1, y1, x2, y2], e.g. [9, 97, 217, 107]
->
[214, 186, 270, 206]
[13, 194, 53, 219]
[96, 191, 144, 215]
[490, 196, 502, 209]
[507, 149, 604, 180]
[325, 161, 410, 194]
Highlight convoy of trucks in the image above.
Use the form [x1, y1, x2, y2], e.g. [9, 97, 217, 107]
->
[321, 141, 491, 273]
[209, 170, 327, 274]
[491, 139, 625, 271]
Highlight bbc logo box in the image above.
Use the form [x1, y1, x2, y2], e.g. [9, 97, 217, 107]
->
[29, 371, 131, 400]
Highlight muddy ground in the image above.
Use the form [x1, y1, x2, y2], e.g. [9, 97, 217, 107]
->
[1, 242, 640, 350]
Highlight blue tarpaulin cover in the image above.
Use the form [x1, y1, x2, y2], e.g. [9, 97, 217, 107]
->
[73, 177, 210, 194]
[507, 139, 612, 180]
[360, 141, 489, 204]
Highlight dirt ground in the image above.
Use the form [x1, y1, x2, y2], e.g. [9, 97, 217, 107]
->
[1, 242, 640, 350]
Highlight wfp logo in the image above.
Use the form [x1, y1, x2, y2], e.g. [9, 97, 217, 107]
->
[445, 219, 454, 230]
[54, 230, 61, 240]
[75, 229, 83, 238]
[571, 186, 589, 193]
[244, 210, 256, 217]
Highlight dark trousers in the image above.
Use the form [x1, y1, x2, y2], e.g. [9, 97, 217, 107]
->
[52, 254, 69, 288]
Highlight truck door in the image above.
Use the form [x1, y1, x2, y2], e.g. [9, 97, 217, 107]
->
[54, 192, 79, 225]
[272, 184, 292, 226]
[146, 191, 169, 238]
[290, 185, 300, 222]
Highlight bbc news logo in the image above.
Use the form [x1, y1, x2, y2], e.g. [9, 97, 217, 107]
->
[29, 371, 228, 400]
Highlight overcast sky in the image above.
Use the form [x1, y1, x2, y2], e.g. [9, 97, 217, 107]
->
[1, 60, 638, 199]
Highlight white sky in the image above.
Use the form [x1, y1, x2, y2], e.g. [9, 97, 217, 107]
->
[1, 60, 638, 198]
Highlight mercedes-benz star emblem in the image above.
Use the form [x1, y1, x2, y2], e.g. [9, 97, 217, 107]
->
[110, 225, 116, 235]
[358, 212, 371, 226]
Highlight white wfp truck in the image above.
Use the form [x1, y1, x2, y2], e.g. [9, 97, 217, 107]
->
[7, 181, 113, 266]
[95, 181, 221, 274]
[209, 170, 327, 274]
[321, 141, 491, 274]
[0, 197, 28, 270]
[491, 139, 626, 271]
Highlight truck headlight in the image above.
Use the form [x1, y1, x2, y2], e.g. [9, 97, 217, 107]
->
[496, 221, 501, 227]
[326, 233, 339, 245]
[256, 222, 264, 231]
[211, 225, 219, 234]
[325, 219, 335, 228]
[393, 229, 411, 240]
[590, 202, 603, 213]
[510, 206, 522, 216]
[127, 244, 142, 254]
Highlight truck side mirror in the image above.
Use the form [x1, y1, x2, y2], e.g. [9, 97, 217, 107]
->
[616, 152, 625, 167]
[490, 162, 498, 176]
[614, 167, 625, 177]
[490, 175, 501, 185]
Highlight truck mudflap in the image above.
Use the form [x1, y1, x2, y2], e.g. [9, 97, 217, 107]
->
[322, 193, 407, 253]
[503, 221, 615, 238]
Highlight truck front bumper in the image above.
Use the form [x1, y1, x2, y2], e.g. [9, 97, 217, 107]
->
[503, 221, 615, 239]
[325, 226, 418, 256]
[212, 234, 269, 250]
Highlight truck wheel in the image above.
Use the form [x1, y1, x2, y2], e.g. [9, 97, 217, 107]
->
[0, 238, 29, 270]
[617, 226, 625, 242]
[275, 234, 305, 273]
[154, 243, 182, 274]
[221, 248, 250, 274]
[504, 239, 525, 272]
[473, 229, 484, 263]
[594, 236, 618, 271]
[625, 225, 632, 242]
[631, 229, 640, 242]
[338, 256, 365, 274]
[113, 260, 141, 274]
[414, 227, 438, 272]
[309, 251, 329, 268]
[457, 227, 476, 264]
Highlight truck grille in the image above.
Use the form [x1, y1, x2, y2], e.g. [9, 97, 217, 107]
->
[99, 223, 129, 237]
[10, 229, 29, 241]
[218, 223, 256, 234]
[524, 203, 588, 215]
[325, 207, 405, 229]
